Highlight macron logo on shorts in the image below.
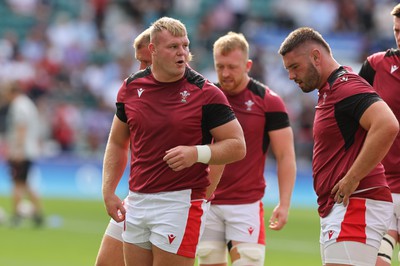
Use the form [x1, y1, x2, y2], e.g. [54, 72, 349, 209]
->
[248, 227, 254, 235]
[328, 230, 334, 240]
[168, 234, 176, 244]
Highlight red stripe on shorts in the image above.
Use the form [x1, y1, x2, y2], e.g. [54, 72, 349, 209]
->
[258, 201, 266, 245]
[337, 198, 367, 243]
[177, 200, 204, 258]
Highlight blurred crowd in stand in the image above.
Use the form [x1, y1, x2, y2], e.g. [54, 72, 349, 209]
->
[0, 0, 398, 167]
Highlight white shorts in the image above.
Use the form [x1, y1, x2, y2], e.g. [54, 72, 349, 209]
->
[122, 189, 209, 258]
[200, 201, 265, 245]
[320, 241, 379, 266]
[104, 197, 127, 242]
[320, 198, 393, 265]
[388, 193, 400, 232]
[104, 218, 124, 242]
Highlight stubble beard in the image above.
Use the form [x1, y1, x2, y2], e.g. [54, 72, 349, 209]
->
[301, 63, 320, 93]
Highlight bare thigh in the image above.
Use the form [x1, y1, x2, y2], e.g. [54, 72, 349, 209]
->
[124, 242, 153, 266]
[152, 245, 195, 266]
[124, 241, 195, 266]
[95, 235, 124, 266]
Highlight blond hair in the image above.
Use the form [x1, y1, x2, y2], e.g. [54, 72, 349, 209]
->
[391, 3, 400, 17]
[133, 28, 151, 50]
[213, 31, 249, 59]
[150, 17, 187, 43]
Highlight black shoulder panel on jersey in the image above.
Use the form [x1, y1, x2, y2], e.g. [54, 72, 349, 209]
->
[263, 112, 290, 153]
[334, 93, 381, 151]
[265, 112, 290, 131]
[385, 48, 400, 57]
[116, 102, 127, 123]
[185, 67, 206, 89]
[327, 66, 348, 88]
[247, 78, 266, 98]
[201, 103, 236, 145]
[202, 103, 236, 130]
[358, 60, 375, 86]
[126, 67, 151, 85]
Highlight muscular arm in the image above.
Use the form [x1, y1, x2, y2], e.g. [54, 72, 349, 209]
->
[208, 119, 246, 164]
[102, 115, 130, 222]
[163, 119, 246, 171]
[331, 101, 399, 206]
[268, 127, 296, 230]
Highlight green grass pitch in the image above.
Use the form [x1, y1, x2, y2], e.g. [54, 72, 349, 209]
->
[1, 196, 395, 265]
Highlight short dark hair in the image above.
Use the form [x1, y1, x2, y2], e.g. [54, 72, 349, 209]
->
[278, 27, 331, 56]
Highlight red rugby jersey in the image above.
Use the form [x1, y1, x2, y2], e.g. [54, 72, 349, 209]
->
[212, 78, 290, 205]
[116, 66, 236, 195]
[313, 67, 390, 217]
[359, 49, 400, 193]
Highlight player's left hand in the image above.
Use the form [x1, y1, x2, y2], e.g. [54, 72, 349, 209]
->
[269, 204, 289, 231]
[163, 145, 197, 171]
[104, 193, 126, 222]
[331, 174, 360, 207]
